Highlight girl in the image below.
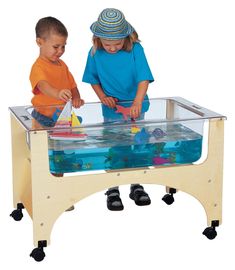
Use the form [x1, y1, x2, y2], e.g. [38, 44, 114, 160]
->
[83, 8, 154, 211]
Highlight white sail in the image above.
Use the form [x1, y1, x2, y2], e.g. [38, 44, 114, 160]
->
[50, 101, 87, 141]
[54, 101, 72, 128]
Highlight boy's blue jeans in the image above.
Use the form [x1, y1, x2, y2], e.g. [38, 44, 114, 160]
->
[31, 109, 56, 127]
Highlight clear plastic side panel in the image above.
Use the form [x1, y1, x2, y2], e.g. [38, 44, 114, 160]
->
[48, 120, 204, 174]
[23, 98, 205, 173]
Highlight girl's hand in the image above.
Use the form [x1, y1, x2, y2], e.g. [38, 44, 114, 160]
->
[72, 97, 85, 108]
[101, 96, 117, 108]
[130, 102, 142, 119]
[58, 89, 72, 102]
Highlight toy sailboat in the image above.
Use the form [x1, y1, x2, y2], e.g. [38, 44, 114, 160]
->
[49, 101, 87, 141]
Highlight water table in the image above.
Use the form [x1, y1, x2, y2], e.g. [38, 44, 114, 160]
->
[9, 97, 226, 261]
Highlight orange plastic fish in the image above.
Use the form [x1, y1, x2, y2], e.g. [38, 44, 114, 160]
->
[115, 105, 131, 120]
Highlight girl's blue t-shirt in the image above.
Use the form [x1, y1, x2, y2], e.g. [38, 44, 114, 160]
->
[82, 42, 154, 119]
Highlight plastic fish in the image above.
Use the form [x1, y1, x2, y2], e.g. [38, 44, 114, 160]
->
[115, 105, 130, 120]
[54, 155, 64, 163]
[105, 155, 113, 163]
[72, 159, 83, 169]
[169, 153, 176, 163]
[83, 163, 92, 169]
[134, 128, 150, 144]
[152, 128, 166, 139]
[153, 156, 171, 165]
[154, 142, 166, 154]
[131, 126, 140, 134]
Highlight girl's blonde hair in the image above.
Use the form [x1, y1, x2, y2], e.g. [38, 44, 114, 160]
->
[91, 31, 140, 55]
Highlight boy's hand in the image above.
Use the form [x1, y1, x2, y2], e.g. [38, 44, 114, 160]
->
[101, 96, 118, 108]
[72, 97, 85, 108]
[130, 102, 142, 119]
[58, 89, 72, 102]
[70, 87, 84, 108]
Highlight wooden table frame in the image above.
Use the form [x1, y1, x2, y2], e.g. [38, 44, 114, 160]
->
[11, 97, 226, 261]
[10, 100, 225, 260]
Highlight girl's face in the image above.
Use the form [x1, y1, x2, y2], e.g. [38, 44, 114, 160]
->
[100, 39, 125, 54]
[37, 33, 67, 63]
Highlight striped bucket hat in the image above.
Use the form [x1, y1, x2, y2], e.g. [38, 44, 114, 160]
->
[90, 8, 134, 40]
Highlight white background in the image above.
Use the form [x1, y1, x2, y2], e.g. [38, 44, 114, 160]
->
[0, 0, 234, 268]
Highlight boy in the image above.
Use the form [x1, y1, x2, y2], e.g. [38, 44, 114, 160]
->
[30, 17, 83, 211]
[30, 16, 84, 127]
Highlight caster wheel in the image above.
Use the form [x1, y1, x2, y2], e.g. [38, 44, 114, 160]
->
[203, 227, 217, 240]
[30, 247, 45, 262]
[162, 194, 174, 205]
[10, 209, 23, 221]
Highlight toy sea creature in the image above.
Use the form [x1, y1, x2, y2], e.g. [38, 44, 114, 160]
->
[105, 154, 113, 163]
[72, 159, 83, 169]
[131, 125, 140, 134]
[154, 142, 166, 154]
[169, 152, 176, 163]
[134, 128, 150, 144]
[152, 128, 166, 139]
[53, 154, 64, 163]
[115, 105, 130, 120]
[83, 163, 92, 169]
[153, 156, 171, 165]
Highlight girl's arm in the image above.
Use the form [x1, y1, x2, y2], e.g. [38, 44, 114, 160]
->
[91, 84, 117, 108]
[130, 80, 149, 118]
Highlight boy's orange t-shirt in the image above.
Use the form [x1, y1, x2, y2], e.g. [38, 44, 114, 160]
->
[30, 57, 77, 107]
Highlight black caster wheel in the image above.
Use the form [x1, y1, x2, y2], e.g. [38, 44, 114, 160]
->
[30, 247, 45, 262]
[10, 209, 23, 221]
[203, 227, 217, 240]
[10, 203, 24, 221]
[162, 194, 174, 205]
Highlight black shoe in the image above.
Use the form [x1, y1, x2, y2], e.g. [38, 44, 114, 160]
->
[129, 184, 151, 206]
[105, 189, 124, 211]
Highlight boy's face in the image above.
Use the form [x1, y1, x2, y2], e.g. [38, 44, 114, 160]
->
[37, 33, 67, 63]
[100, 39, 124, 54]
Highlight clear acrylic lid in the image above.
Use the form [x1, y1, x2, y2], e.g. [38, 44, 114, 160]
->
[9, 97, 226, 132]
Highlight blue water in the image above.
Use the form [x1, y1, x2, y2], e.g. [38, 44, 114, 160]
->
[48, 123, 203, 173]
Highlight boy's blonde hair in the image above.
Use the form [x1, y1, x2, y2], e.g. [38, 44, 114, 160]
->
[91, 31, 140, 55]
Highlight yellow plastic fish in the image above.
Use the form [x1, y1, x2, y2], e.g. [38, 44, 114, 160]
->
[131, 126, 140, 134]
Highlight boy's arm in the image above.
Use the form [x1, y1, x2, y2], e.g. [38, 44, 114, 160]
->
[130, 80, 149, 118]
[91, 84, 117, 108]
[71, 87, 84, 108]
[37, 80, 72, 102]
